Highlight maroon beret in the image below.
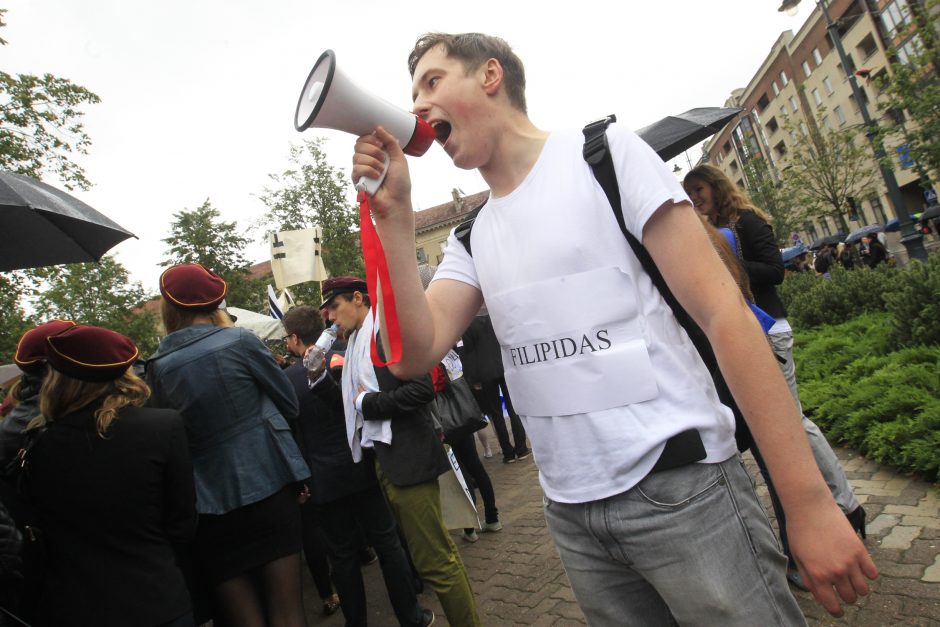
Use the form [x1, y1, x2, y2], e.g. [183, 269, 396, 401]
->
[14, 319, 77, 374]
[45, 325, 139, 382]
[160, 263, 227, 311]
[320, 276, 368, 309]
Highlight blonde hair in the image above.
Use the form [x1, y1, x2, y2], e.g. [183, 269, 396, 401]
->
[35, 368, 150, 437]
[161, 299, 234, 334]
[683, 164, 772, 227]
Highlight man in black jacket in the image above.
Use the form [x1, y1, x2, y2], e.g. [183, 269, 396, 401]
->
[321, 277, 480, 627]
[282, 306, 432, 627]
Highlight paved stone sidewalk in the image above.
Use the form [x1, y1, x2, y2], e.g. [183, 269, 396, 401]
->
[305, 444, 940, 626]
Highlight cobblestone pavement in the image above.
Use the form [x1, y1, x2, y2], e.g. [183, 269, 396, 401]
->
[305, 442, 940, 626]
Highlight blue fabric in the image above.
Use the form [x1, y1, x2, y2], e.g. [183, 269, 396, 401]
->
[147, 325, 309, 514]
[749, 303, 777, 334]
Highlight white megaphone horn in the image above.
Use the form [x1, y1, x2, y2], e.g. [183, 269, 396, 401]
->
[295, 50, 436, 195]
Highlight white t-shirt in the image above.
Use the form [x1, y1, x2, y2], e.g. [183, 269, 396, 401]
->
[433, 124, 737, 503]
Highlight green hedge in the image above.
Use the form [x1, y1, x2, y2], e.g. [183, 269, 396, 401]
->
[794, 312, 940, 481]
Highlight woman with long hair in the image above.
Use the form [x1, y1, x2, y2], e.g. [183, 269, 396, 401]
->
[26, 324, 197, 626]
[683, 164, 867, 589]
[147, 263, 310, 627]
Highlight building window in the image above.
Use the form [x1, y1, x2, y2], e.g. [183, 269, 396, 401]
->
[772, 80, 780, 96]
[856, 34, 878, 61]
[774, 141, 787, 158]
[757, 93, 770, 111]
[812, 47, 822, 65]
[767, 116, 779, 134]
[822, 115, 831, 129]
[881, 0, 912, 38]
[812, 88, 823, 107]
[790, 96, 799, 112]
[800, 122, 809, 136]
[897, 35, 923, 66]
[835, 105, 846, 125]
[823, 76, 834, 95]
[416, 247, 428, 264]
[802, 60, 812, 78]
[780, 70, 789, 86]
[869, 195, 888, 223]
[729, 159, 739, 173]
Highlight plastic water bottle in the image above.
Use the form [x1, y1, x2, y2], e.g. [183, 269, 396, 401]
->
[304, 324, 338, 376]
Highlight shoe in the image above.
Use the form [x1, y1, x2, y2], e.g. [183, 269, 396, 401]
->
[786, 569, 809, 591]
[483, 447, 493, 458]
[503, 455, 517, 464]
[359, 545, 378, 565]
[483, 520, 502, 532]
[419, 608, 435, 627]
[462, 529, 479, 543]
[847, 505, 867, 539]
[322, 593, 340, 616]
[515, 448, 532, 461]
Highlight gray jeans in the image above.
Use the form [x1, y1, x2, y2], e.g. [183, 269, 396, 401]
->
[543, 456, 806, 627]
[768, 330, 859, 513]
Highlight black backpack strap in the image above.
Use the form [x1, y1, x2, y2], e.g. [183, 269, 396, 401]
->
[454, 198, 487, 257]
[582, 117, 750, 453]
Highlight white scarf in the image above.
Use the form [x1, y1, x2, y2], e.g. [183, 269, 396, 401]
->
[342, 311, 392, 462]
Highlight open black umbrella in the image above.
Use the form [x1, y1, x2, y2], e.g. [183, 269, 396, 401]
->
[636, 107, 742, 162]
[920, 204, 940, 222]
[0, 171, 135, 271]
[808, 232, 846, 250]
[845, 223, 884, 244]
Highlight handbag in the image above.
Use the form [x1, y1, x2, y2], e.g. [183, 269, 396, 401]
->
[434, 375, 488, 445]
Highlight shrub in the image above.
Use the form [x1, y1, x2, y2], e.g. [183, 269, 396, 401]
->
[778, 264, 897, 329]
[882, 252, 940, 348]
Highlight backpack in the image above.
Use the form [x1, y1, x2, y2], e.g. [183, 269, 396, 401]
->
[454, 115, 752, 453]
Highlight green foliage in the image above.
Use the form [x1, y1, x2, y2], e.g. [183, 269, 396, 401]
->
[777, 112, 878, 230]
[742, 157, 800, 247]
[161, 199, 267, 312]
[29, 256, 160, 356]
[258, 139, 365, 295]
[882, 252, 940, 348]
[874, 0, 940, 181]
[777, 263, 897, 328]
[0, 10, 100, 190]
[794, 313, 940, 480]
[0, 271, 35, 361]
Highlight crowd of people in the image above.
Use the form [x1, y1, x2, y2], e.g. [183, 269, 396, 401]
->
[0, 30, 884, 627]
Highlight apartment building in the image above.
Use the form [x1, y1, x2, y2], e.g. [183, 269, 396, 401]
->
[701, 0, 931, 248]
[414, 190, 487, 266]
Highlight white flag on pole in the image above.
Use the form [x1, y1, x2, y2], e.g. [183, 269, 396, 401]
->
[269, 227, 328, 290]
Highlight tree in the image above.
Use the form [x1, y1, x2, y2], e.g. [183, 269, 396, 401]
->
[777, 114, 879, 233]
[30, 257, 160, 356]
[162, 199, 267, 312]
[0, 10, 101, 190]
[258, 139, 364, 305]
[0, 272, 34, 361]
[742, 156, 801, 247]
[874, 0, 940, 183]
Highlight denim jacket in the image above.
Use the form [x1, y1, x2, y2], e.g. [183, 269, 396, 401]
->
[147, 325, 309, 515]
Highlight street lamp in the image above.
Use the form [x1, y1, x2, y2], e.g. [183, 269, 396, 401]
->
[778, 0, 928, 262]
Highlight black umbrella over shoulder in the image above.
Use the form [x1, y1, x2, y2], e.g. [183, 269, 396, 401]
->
[636, 107, 742, 162]
[0, 171, 136, 272]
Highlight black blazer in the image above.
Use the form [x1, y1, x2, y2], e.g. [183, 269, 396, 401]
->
[459, 315, 504, 385]
[285, 363, 376, 505]
[733, 210, 787, 319]
[360, 363, 449, 488]
[27, 404, 196, 627]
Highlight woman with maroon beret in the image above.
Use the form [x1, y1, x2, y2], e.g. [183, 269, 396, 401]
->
[146, 263, 310, 627]
[25, 325, 197, 627]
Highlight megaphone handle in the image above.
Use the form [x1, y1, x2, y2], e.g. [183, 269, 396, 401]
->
[355, 151, 390, 196]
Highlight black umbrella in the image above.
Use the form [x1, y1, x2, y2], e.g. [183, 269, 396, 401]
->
[919, 204, 940, 222]
[636, 107, 742, 162]
[808, 232, 846, 250]
[845, 223, 884, 244]
[0, 171, 135, 272]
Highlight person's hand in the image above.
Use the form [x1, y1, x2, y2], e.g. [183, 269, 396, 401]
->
[787, 499, 878, 617]
[351, 126, 413, 221]
[357, 383, 366, 395]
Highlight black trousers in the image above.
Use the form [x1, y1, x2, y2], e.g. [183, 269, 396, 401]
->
[473, 376, 528, 460]
[315, 485, 423, 627]
[449, 433, 498, 524]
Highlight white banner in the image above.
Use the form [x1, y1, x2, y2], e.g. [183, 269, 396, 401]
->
[269, 227, 328, 290]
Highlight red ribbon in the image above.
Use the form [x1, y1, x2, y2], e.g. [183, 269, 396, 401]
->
[358, 191, 402, 367]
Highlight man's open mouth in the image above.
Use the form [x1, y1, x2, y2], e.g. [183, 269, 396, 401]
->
[432, 121, 452, 145]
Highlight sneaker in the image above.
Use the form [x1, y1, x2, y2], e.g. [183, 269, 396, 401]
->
[462, 529, 479, 543]
[503, 455, 517, 464]
[482, 520, 503, 533]
[515, 448, 532, 461]
[419, 608, 435, 627]
[359, 546, 378, 565]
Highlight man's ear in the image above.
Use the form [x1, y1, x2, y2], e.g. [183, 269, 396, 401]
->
[481, 58, 503, 96]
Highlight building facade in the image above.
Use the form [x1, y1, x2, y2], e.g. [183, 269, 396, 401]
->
[414, 190, 487, 266]
[701, 0, 934, 253]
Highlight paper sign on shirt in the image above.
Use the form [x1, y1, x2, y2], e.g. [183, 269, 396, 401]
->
[485, 266, 658, 417]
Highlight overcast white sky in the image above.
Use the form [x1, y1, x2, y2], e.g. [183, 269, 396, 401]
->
[3, 0, 817, 295]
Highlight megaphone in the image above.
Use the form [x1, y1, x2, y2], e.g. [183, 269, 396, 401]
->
[295, 50, 436, 195]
